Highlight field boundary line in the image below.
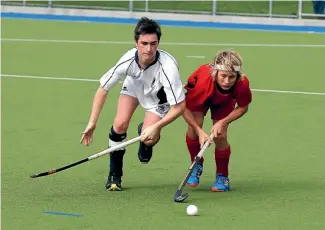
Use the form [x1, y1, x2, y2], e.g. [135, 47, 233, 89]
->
[2, 74, 325, 96]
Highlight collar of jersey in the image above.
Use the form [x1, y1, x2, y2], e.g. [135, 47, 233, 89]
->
[215, 82, 235, 94]
[135, 50, 160, 70]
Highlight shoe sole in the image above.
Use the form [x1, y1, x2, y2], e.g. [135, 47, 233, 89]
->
[210, 187, 230, 192]
[187, 183, 199, 187]
[107, 184, 122, 191]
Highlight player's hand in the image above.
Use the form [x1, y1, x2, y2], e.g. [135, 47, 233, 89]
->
[140, 124, 161, 144]
[80, 122, 96, 146]
[211, 120, 228, 138]
[197, 129, 213, 148]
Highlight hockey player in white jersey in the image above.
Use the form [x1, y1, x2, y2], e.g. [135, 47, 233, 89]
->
[80, 17, 185, 191]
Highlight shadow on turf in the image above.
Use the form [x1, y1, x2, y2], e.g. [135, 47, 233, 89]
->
[38, 177, 324, 202]
[108, 178, 319, 194]
[166, 178, 324, 195]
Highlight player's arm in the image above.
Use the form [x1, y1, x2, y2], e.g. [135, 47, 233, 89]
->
[140, 99, 185, 143]
[221, 105, 249, 125]
[86, 87, 108, 126]
[182, 108, 202, 134]
[182, 107, 212, 147]
[221, 77, 252, 125]
[211, 98, 250, 138]
[155, 100, 186, 130]
[81, 50, 134, 146]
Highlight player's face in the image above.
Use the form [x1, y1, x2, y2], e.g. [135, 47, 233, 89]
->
[135, 33, 159, 65]
[216, 71, 237, 90]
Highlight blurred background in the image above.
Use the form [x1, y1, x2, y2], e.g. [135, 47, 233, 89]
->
[1, 0, 325, 20]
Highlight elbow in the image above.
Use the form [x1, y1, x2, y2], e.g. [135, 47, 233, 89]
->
[97, 86, 108, 96]
[242, 105, 249, 114]
[236, 104, 249, 115]
[179, 100, 186, 114]
[172, 100, 186, 115]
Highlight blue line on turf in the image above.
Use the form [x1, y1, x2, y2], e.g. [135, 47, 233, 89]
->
[1, 12, 325, 34]
[43, 211, 83, 217]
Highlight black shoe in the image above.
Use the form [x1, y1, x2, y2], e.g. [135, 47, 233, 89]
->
[105, 172, 122, 191]
[137, 122, 153, 164]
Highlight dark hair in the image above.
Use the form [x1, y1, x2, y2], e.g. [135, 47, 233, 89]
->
[134, 17, 162, 42]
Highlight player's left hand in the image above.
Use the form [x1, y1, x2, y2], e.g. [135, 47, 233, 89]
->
[211, 120, 228, 138]
[140, 124, 161, 144]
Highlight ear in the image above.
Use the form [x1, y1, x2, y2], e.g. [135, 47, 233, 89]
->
[134, 40, 138, 48]
[210, 69, 218, 81]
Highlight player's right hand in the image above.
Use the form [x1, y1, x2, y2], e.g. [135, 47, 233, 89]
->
[197, 129, 213, 148]
[80, 122, 96, 146]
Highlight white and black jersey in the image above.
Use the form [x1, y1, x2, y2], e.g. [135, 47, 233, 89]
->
[100, 48, 185, 111]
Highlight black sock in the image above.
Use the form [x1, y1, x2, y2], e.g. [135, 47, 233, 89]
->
[109, 126, 127, 176]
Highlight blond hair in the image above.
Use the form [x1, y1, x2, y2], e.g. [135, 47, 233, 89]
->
[210, 50, 243, 77]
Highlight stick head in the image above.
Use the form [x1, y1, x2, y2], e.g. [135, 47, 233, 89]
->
[174, 190, 189, 203]
[30, 174, 37, 178]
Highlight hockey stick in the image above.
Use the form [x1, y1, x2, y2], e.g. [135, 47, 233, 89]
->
[30, 136, 141, 178]
[174, 133, 214, 202]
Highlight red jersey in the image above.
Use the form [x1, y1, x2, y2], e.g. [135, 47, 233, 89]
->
[185, 64, 252, 112]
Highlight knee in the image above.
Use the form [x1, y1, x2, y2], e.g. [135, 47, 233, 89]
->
[113, 118, 129, 133]
[214, 132, 227, 140]
[213, 131, 227, 143]
[143, 136, 160, 146]
[213, 134, 229, 150]
[143, 139, 155, 146]
[186, 125, 198, 138]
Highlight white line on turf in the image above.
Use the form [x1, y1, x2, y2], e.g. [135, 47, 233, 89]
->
[1, 74, 98, 82]
[2, 38, 325, 48]
[1, 74, 325, 96]
[185, 56, 206, 58]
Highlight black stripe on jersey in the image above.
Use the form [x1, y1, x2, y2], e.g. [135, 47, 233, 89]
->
[159, 49, 179, 70]
[102, 57, 135, 88]
[157, 87, 167, 104]
[158, 60, 177, 104]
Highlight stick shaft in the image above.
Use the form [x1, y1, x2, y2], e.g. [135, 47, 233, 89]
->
[88, 136, 141, 160]
[31, 158, 89, 178]
[31, 136, 142, 178]
[175, 134, 214, 191]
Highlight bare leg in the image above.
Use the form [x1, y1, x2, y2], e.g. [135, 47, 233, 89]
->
[106, 95, 138, 191]
[113, 95, 139, 133]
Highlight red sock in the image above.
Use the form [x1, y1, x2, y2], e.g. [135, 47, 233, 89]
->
[186, 135, 204, 164]
[215, 146, 231, 176]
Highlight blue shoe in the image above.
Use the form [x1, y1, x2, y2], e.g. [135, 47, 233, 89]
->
[186, 164, 203, 187]
[211, 173, 230, 192]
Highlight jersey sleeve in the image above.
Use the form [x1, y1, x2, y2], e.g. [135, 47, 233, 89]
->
[185, 64, 214, 111]
[100, 49, 135, 91]
[160, 61, 185, 105]
[234, 76, 252, 107]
